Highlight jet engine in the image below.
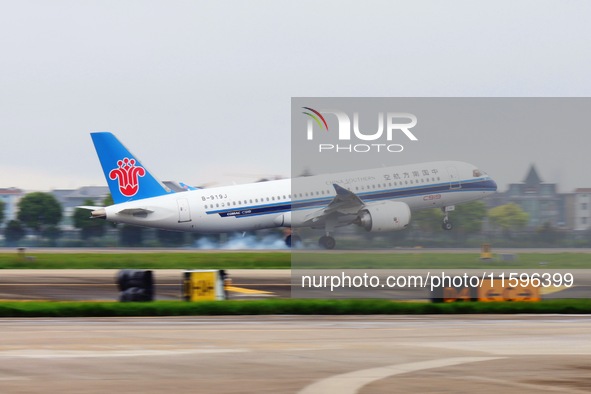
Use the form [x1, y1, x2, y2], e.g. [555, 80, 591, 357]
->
[356, 201, 411, 232]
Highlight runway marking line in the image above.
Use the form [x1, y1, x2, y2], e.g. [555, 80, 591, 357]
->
[539, 285, 572, 296]
[226, 286, 274, 295]
[298, 356, 504, 394]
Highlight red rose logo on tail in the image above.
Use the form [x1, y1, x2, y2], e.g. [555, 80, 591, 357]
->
[109, 157, 146, 197]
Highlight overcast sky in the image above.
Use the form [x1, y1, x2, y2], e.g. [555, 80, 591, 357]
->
[1, 1, 590, 193]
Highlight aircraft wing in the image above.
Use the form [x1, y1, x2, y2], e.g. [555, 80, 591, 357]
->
[302, 184, 365, 227]
[162, 181, 200, 192]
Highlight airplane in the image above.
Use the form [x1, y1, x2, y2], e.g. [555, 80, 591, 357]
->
[81, 132, 497, 249]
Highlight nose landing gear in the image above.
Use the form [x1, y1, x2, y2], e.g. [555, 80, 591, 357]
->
[442, 217, 453, 231]
[441, 206, 455, 231]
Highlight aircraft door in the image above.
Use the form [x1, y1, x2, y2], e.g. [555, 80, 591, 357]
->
[446, 166, 461, 190]
[177, 198, 192, 223]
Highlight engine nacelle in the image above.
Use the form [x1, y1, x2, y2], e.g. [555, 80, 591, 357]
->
[356, 201, 411, 232]
[273, 212, 291, 227]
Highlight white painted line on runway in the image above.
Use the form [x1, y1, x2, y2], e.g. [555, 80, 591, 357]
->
[413, 339, 591, 355]
[226, 285, 274, 295]
[298, 356, 503, 394]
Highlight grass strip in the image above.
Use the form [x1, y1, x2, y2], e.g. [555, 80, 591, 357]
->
[0, 299, 589, 317]
[0, 252, 290, 269]
[1, 252, 591, 269]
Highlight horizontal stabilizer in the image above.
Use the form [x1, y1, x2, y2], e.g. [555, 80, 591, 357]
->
[117, 208, 154, 216]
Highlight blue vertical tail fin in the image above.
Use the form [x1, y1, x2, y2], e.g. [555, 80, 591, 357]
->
[91, 132, 171, 204]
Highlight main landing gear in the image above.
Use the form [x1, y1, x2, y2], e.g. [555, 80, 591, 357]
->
[318, 218, 337, 249]
[284, 223, 338, 249]
[318, 235, 336, 250]
[284, 233, 336, 249]
[441, 206, 454, 231]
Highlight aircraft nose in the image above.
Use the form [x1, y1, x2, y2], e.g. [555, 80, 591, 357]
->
[489, 178, 498, 192]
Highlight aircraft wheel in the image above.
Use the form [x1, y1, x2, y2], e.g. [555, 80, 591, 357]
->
[442, 221, 453, 231]
[319, 236, 336, 250]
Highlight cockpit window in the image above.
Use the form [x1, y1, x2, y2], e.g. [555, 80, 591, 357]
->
[473, 169, 486, 177]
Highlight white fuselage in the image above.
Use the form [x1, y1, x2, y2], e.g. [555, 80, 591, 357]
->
[103, 161, 497, 233]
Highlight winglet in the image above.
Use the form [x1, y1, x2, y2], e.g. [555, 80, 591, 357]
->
[333, 184, 351, 196]
[332, 184, 365, 206]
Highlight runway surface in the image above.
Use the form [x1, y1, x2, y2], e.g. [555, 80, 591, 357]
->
[0, 315, 590, 393]
[2, 269, 591, 301]
[0, 269, 292, 301]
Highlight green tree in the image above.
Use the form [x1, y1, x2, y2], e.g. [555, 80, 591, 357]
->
[103, 194, 114, 206]
[411, 208, 443, 233]
[4, 220, 25, 245]
[452, 200, 488, 234]
[119, 225, 144, 246]
[156, 229, 186, 246]
[41, 225, 62, 246]
[488, 203, 529, 236]
[535, 222, 564, 246]
[73, 199, 106, 240]
[0, 200, 5, 226]
[17, 192, 63, 231]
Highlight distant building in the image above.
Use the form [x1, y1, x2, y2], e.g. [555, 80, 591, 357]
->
[0, 187, 24, 225]
[50, 186, 110, 229]
[503, 165, 565, 229]
[565, 188, 591, 231]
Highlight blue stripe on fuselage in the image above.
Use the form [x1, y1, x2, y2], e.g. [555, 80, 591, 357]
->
[206, 178, 496, 219]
